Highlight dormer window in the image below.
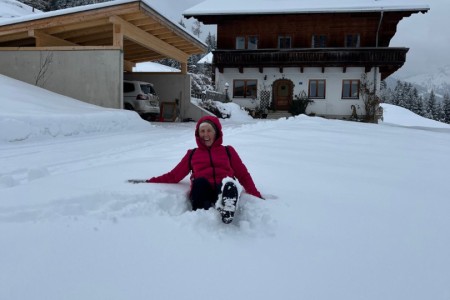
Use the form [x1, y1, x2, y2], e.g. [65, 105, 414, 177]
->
[345, 34, 360, 47]
[235, 36, 258, 49]
[312, 35, 327, 48]
[278, 36, 292, 49]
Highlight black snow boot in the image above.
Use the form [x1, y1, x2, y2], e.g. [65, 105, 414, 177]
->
[219, 181, 239, 224]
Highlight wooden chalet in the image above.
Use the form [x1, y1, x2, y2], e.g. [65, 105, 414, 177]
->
[184, 0, 429, 119]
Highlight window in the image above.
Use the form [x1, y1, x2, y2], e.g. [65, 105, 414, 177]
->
[236, 36, 245, 49]
[233, 80, 257, 98]
[278, 36, 292, 49]
[308, 80, 326, 99]
[248, 36, 258, 50]
[123, 82, 135, 93]
[235, 36, 258, 49]
[342, 80, 360, 99]
[345, 34, 360, 47]
[312, 35, 327, 48]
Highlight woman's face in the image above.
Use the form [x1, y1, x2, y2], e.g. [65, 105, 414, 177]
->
[199, 123, 216, 147]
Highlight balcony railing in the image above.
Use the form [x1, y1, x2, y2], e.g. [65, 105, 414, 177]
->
[213, 48, 408, 77]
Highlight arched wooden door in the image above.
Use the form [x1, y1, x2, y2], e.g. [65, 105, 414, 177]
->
[273, 79, 294, 110]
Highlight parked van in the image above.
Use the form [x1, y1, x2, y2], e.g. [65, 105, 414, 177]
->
[123, 80, 160, 120]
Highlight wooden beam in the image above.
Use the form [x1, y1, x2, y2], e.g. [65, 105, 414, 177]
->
[1, 3, 138, 35]
[109, 16, 189, 63]
[44, 19, 111, 36]
[180, 62, 187, 74]
[28, 29, 78, 47]
[56, 24, 111, 40]
[113, 23, 123, 48]
[0, 46, 121, 51]
[124, 60, 135, 72]
[0, 31, 29, 43]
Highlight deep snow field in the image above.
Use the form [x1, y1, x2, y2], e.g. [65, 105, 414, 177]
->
[1, 74, 449, 300]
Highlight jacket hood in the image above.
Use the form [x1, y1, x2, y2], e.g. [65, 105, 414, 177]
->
[195, 116, 223, 148]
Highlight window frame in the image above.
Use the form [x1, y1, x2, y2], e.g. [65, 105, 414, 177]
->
[341, 80, 360, 99]
[345, 34, 360, 47]
[236, 36, 245, 49]
[233, 79, 258, 98]
[312, 34, 327, 48]
[308, 79, 326, 99]
[278, 35, 292, 49]
[235, 35, 258, 49]
[247, 35, 258, 50]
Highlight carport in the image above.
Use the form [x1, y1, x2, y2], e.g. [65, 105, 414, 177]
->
[0, 0, 208, 120]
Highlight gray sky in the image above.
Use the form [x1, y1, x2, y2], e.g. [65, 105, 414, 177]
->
[390, 0, 449, 77]
[150, 0, 448, 78]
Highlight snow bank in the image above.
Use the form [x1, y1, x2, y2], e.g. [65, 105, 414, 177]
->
[381, 103, 450, 129]
[0, 75, 151, 143]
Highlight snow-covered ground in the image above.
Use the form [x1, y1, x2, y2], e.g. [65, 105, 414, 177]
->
[0, 0, 39, 19]
[1, 75, 450, 300]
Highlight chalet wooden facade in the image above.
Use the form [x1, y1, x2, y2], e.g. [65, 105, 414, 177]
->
[184, 1, 429, 119]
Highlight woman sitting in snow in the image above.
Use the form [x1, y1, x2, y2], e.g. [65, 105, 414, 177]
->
[146, 116, 263, 224]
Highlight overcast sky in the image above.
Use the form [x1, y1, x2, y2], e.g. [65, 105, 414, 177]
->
[149, 0, 448, 78]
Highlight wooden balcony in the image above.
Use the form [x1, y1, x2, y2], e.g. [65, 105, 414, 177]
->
[213, 48, 408, 79]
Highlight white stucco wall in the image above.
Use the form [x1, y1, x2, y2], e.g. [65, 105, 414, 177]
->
[215, 66, 381, 119]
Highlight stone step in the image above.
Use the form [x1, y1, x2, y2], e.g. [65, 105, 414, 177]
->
[266, 110, 292, 119]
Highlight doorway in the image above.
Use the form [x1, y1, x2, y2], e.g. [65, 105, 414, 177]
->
[272, 79, 294, 110]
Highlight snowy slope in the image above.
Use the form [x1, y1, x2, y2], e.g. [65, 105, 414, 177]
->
[1, 75, 449, 300]
[0, 75, 151, 142]
[0, 0, 39, 19]
[397, 64, 450, 97]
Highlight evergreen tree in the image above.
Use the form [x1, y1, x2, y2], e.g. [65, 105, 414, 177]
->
[191, 20, 202, 38]
[397, 82, 409, 109]
[425, 90, 438, 120]
[48, 0, 111, 11]
[204, 32, 216, 52]
[443, 93, 450, 124]
[178, 18, 187, 28]
[17, 0, 50, 11]
[436, 102, 445, 122]
[416, 95, 425, 117]
[392, 80, 403, 106]
[379, 80, 391, 104]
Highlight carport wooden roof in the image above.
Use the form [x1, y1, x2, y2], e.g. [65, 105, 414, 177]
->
[0, 0, 207, 73]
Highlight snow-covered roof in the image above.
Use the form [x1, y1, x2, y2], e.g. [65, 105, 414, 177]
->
[0, 0, 203, 48]
[184, 0, 429, 16]
[197, 52, 213, 64]
[133, 62, 180, 72]
[0, 0, 40, 19]
[0, 0, 135, 26]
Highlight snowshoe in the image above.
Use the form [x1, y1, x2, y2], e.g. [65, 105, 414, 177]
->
[219, 182, 239, 224]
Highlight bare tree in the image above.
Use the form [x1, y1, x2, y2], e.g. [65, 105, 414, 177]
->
[35, 52, 54, 87]
[360, 73, 381, 123]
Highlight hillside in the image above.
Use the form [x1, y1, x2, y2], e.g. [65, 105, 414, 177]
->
[391, 64, 450, 99]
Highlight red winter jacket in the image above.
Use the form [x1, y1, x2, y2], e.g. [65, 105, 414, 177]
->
[148, 116, 262, 198]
